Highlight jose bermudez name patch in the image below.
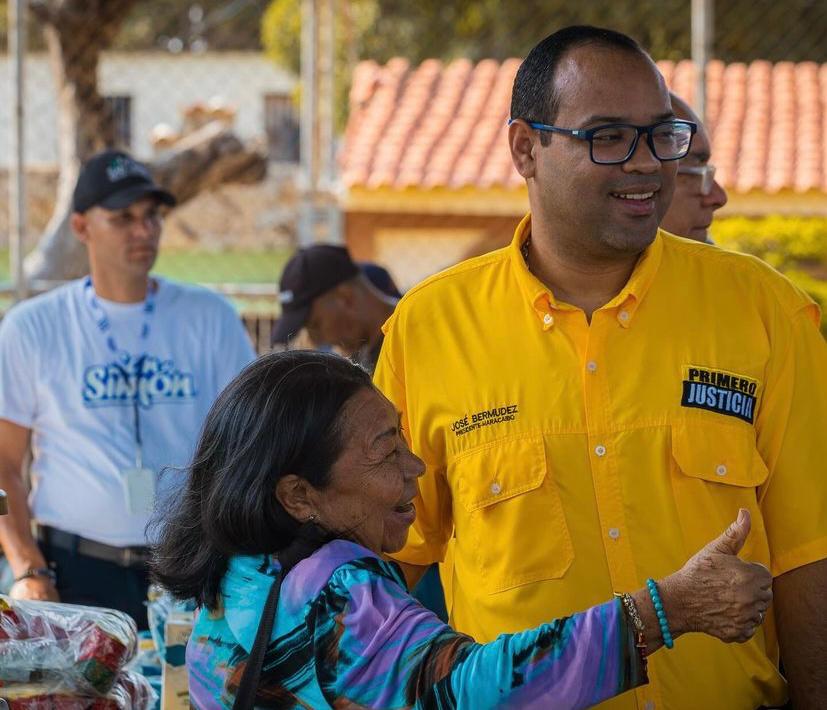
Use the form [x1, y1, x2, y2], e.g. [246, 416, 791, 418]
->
[681, 366, 760, 423]
[452, 404, 519, 437]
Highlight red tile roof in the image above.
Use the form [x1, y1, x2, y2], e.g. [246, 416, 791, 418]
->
[341, 58, 827, 195]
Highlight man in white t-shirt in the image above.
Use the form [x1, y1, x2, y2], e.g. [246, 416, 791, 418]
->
[0, 150, 255, 627]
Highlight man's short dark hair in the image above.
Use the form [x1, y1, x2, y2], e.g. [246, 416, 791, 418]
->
[510, 26, 648, 145]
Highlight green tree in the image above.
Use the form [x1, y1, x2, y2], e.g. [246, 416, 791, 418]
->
[261, 0, 378, 128]
[259, 0, 827, 73]
[114, 0, 268, 51]
[260, 0, 689, 70]
[0, 0, 270, 52]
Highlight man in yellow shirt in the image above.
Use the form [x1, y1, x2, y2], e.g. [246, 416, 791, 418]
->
[374, 26, 827, 709]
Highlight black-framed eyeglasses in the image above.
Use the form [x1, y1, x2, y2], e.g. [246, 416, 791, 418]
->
[677, 163, 717, 195]
[509, 118, 697, 165]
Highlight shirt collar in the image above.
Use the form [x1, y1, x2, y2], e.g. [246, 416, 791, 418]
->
[509, 213, 665, 329]
[510, 214, 558, 331]
[601, 228, 664, 327]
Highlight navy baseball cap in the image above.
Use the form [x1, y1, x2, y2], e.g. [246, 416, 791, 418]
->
[272, 244, 360, 344]
[72, 150, 176, 214]
[359, 261, 402, 299]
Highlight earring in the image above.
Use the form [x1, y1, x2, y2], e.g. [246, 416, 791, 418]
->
[306, 513, 317, 523]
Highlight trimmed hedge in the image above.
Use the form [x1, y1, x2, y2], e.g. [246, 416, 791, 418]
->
[711, 216, 827, 333]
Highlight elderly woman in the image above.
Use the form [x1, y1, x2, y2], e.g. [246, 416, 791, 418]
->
[152, 352, 771, 710]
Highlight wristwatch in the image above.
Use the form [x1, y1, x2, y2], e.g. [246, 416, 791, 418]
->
[14, 566, 57, 585]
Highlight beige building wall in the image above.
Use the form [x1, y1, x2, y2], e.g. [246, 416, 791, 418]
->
[0, 51, 295, 167]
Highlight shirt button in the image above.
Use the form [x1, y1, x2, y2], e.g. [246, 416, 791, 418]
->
[490, 482, 502, 495]
[608, 527, 621, 540]
[595, 445, 607, 457]
[716, 464, 727, 476]
[644, 702, 655, 710]
[618, 310, 630, 322]
[586, 361, 598, 373]
[543, 313, 554, 326]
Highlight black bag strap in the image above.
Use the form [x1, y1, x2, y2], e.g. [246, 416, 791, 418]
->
[232, 570, 282, 710]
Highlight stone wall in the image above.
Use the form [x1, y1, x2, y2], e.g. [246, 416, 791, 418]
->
[0, 167, 299, 252]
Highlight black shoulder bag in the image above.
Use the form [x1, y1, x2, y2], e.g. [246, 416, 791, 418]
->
[231, 570, 282, 710]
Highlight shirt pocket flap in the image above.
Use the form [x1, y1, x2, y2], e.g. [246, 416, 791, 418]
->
[453, 434, 546, 512]
[448, 433, 573, 592]
[671, 421, 769, 488]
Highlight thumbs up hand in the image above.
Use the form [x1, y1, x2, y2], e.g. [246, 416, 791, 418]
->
[704, 507, 752, 555]
[659, 509, 773, 644]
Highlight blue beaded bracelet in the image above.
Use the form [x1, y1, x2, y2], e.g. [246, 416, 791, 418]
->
[646, 578, 674, 649]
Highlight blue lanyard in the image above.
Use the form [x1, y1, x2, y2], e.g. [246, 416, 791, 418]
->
[83, 276, 156, 362]
[83, 277, 157, 468]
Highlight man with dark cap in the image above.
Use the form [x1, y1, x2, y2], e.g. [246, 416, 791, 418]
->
[273, 243, 448, 620]
[0, 150, 255, 626]
[272, 244, 400, 373]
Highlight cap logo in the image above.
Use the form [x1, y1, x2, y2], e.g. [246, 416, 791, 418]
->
[279, 290, 294, 304]
[106, 156, 151, 183]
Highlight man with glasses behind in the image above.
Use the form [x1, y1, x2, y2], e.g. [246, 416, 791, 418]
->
[375, 25, 826, 709]
[661, 92, 728, 243]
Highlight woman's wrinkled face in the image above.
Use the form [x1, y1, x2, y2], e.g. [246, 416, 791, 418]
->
[315, 387, 425, 554]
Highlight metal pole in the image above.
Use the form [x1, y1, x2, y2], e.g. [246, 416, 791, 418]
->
[298, 0, 317, 246]
[691, 0, 713, 123]
[320, 0, 341, 243]
[298, 0, 339, 246]
[9, 0, 28, 301]
[318, 0, 333, 192]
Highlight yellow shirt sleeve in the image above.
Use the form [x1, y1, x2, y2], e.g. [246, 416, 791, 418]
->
[757, 304, 827, 577]
[374, 313, 453, 567]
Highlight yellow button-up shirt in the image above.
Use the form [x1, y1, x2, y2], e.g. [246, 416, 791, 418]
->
[374, 215, 827, 710]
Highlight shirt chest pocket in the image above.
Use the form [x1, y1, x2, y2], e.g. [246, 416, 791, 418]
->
[670, 421, 771, 565]
[449, 434, 573, 594]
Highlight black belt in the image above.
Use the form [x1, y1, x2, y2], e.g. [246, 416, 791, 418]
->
[38, 526, 150, 568]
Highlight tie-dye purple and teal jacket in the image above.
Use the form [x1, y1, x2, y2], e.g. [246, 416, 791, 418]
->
[186, 539, 647, 709]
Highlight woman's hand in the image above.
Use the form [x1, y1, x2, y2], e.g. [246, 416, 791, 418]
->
[658, 508, 772, 644]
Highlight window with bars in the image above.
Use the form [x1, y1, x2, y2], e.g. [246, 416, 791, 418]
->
[263, 93, 299, 162]
[104, 95, 133, 150]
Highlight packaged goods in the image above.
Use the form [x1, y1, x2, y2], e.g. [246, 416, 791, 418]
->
[0, 596, 154, 709]
[0, 670, 155, 709]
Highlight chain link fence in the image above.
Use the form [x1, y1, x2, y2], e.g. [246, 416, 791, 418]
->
[1, 0, 826, 351]
[338, 0, 827, 320]
[0, 0, 298, 353]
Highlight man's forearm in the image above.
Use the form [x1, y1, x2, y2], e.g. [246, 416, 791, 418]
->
[774, 558, 827, 708]
[0, 464, 45, 576]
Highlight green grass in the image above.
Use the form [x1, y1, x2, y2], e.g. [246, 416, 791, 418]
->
[0, 248, 292, 284]
[0, 248, 293, 315]
[153, 248, 292, 285]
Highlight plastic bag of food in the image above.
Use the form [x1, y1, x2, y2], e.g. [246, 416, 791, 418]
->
[106, 670, 157, 709]
[0, 596, 137, 696]
[146, 585, 195, 663]
[0, 669, 156, 709]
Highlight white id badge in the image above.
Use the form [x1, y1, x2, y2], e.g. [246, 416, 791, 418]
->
[122, 467, 156, 515]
